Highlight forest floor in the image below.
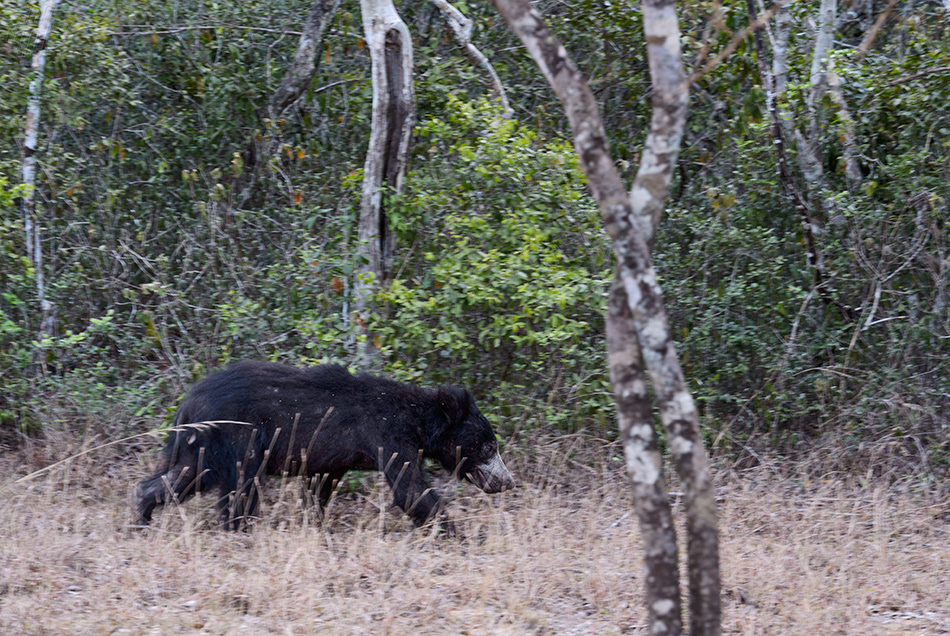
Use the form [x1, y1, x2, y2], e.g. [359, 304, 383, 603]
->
[0, 433, 948, 635]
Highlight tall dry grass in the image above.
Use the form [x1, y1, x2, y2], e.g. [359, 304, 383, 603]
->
[0, 434, 947, 635]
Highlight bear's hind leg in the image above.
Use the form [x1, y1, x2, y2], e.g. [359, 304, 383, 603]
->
[135, 473, 166, 525]
[134, 465, 199, 525]
[218, 456, 264, 531]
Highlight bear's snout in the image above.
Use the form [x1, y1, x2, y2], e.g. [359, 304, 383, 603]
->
[467, 453, 515, 494]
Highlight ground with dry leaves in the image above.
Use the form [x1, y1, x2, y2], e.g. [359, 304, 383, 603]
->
[0, 435, 947, 635]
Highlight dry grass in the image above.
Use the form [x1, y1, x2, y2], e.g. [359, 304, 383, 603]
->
[0, 435, 948, 635]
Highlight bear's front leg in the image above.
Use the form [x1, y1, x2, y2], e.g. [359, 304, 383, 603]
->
[382, 449, 450, 531]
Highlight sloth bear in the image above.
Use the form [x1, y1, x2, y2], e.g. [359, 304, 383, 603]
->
[135, 361, 513, 531]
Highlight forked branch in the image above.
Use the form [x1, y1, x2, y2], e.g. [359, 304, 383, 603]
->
[488, 0, 720, 633]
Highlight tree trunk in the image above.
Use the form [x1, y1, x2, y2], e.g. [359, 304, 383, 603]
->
[606, 277, 682, 635]
[808, 0, 837, 110]
[233, 0, 340, 212]
[488, 0, 720, 633]
[796, 0, 837, 211]
[746, 0, 828, 288]
[354, 0, 415, 363]
[772, 0, 792, 97]
[268, 0, 341, 118]
[22, 0, 61, 344]
[827, 68, 862, 189]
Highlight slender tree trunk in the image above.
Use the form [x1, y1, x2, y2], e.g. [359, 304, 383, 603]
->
[268, 0, 341, 118]
[354, 0, 415, 364]
[22, 0, 61, 344]
[746, 0, 827, 283]
[488, 0, 720, 633]
[234, 0, 340, 212]
[749, 0, 857, 321]
[788, 0, 837, 214]
[606, 277, 682, 635]
[827, 67, 862, 189]
[430, 0, 511, 116]
[808, 0, 836, 109]
[772, 0, 792, 96]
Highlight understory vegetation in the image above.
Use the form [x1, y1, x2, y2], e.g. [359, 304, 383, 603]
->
[1, 0, 948, 476]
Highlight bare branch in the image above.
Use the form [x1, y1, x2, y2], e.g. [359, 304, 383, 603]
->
[111, 24, 305, 37]
[855, 0, 898, 60]
[269, 0, 342, 117]
[688, 4, 778, 86]
[430, 0, 512, 116]
[888, 66, 950, 85]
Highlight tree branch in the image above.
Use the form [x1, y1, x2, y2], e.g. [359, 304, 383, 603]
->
[688, 4, 778, 86]
[430, 0, 512, 116]
[855, 0, 898, 60]
[111, 24, 305, 37]
[888, 66, 950, 85]
[268, 0, 341, 118]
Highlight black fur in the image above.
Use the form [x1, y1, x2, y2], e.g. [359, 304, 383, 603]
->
[135, 361, 512, 530]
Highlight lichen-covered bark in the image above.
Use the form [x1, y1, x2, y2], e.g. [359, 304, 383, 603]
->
[489, 0, 720, 633]
[430, 0, 511, 116]
[607, 278, 682, 634]
[354, 0, 415, 363]
[268, 0, 341, 117]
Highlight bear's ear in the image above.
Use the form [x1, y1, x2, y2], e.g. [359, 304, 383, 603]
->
[437, 386, 471, 424]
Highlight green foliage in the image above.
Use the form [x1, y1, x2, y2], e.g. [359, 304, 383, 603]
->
[375, 97, 613, 431]
[0, 178, 31, 427]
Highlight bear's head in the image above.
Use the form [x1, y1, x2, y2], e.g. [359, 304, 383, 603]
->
[434, 386, 514, 494]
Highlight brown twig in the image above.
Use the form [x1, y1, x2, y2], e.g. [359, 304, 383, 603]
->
[855, 0, 899, 61]
[688, 3, 779, 85]
[888, 66, 950, 86]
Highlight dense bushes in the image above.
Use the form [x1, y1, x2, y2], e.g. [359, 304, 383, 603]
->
[1, 0, 948, 471]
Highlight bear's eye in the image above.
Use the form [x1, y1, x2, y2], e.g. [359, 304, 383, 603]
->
[482, 441, 494, 455]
